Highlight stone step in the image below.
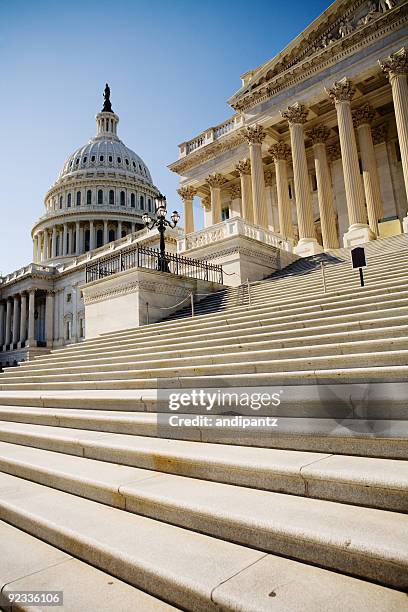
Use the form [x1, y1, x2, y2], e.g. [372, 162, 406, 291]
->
[1, 475, 406, 611]
[1, 349, 406, 387]
[34, 296, 408, 361]
[13, 323, 408, 371]
[0, 469, 407, 591]
[0, 520, 176, 612]
[5, 337, 408, 380]
[1, 438, 407, 511]
[0, 364, 407, 391]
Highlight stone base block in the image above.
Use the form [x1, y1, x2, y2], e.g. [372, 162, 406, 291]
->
[294, 239, 323, 257]
[81, 268, 223, 339]
[403, 215, 408, 234]
[343, 225, 375, 248]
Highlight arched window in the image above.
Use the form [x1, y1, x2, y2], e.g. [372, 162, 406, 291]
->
[91, 155, 96, 162]
[67, 193, 71, 207]
[76, 191, 81, 206]
[108, 229, 115, 242]
[148, 198, 152, 212]
[59, 196, 63, 209]
[99, 155, 104, 162]
[87, 190, 92, 205]
[120, 191, 125, 206]
[130, 193, 135, 208]
[98, 190, 103, 204]
[109, 155, 113, 162]
[109, 190, 115, 205]
[96, 229, 103, 248]
[117, 157, 121, 164]
[140, 195, 144, 209]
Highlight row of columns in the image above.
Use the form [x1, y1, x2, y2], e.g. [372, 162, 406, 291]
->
[177, 47, 407, 252]
[0, 290, 54, 351]
[33, 219, 137, 263]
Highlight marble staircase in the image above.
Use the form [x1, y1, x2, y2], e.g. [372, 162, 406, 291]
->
[0, 235, 407, 611]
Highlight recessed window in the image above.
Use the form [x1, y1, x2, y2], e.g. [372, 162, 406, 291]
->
[221, 208, 230, 221]
[66, 293, 72, 303]
[83, 156, 87, 163]
[117, 157, 121, 164]
[288, 184, 292, 199]
[131, 193, 135, 208]
[87, 190, 92, 204]
[69, 161, 73, 167]
[148, 198, 152, 212]
[59, 196, 63, 209]
[98, 189, 103, 204]
[132, 161, 136, 168]
[76, 191, 81, 206]
[91, 155, 96, 162]
[75, 158, 79, 165]
[109, 190, 115, 205]
[109, 155, 113, 162]
[140, 195, 144, 209]
[99, 155, 104, 161]
[125, 159, 129, 165]
[120, 191, 125, 206]
[67, 193, 72, 207]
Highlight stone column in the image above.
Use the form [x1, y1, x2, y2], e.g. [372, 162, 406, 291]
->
[269, 143, 295, 240]
[12, 295, 19, 348]
[229, 184, 242, 218]
[27, 289, 36, 347]
[201, 197, 212, 228]
[307, 126, 339, 249]
[327, 78, 373, 246]
[75, 222, 81, 254]
[43, 230, 49, 261]
[352, 104, 384, 235]
[33, 236, 38, 263]
[4, 299, 12, 349]
[264, 170, 279, 232]
[19, 293, 27, 347]
[379, 47, 408, 206]
[103, 220, 108, 245]
[45, 292, 54, 347]
[177, 186, 197, 234]
[282, 103, 321, 255]
[131, 222, 136, 234]
[236, 160, 254, 224]
[0, 302, 4, 347]
[206, 174, 226, 225]
[58, 290, 64, 343]
[117, 221, 122, 238]
[89, 220, 95, 250]
[52, 226, 57, 258]
[63, 224, 68, 256]
[245, 125, 268, 228]
[68, 226, 73, 254]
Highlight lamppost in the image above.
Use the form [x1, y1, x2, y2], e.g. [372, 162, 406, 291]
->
[142, 194, 180, 272]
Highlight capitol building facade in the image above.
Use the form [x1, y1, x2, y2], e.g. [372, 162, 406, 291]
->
[0, 88, 176, 367]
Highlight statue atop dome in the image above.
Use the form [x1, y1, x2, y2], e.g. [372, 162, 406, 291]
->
[102, 83, 113, 113]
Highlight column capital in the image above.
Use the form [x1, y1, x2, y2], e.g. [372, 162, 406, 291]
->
[327, 142, 342, 161]
[177, 185, 197, 201]
[326, 77, 356, 103]
[200, 196, 211, 211]
[352, 104, 376, 128]
[281, 103, 309, 125]
[229, 184, 241, 199]
[379, 47, 408, 80]
[264, 170, 274, 187]
[372, 123, 388, 145]
[306, 125, 331, 145]
[245, 124, 266, 144]
[235, 159, 251, 175]
[268, 142, 291, 162]
[206, 173, 226, 189]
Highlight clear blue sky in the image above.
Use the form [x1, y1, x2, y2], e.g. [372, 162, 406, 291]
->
[0, 0, 329, 274]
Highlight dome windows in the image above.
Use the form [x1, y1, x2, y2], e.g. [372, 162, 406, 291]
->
[67, 193, 72, 207]
[99, 155, 104, 162]
[120, 191, 125, 206]
[132, 161, 136, 168]
[117, 157, 122, 164]
[91, 155, 96, 162]
[125, 159, 129, 166]
[140, 195, 144, 210]
[109, 190, 115, 205]
[76, 191, 81, 206]
[75, 158, 79, 165]
[87, 190, 92, 205]
[97, 189, 103, 204]
[130, 193, 135, 208]
[109, 155, 113, 162]
[59, 196, 63, 209]
[83, 156, 87, 164]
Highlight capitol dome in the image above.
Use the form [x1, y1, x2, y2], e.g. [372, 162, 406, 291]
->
[32, 85, 160, 264]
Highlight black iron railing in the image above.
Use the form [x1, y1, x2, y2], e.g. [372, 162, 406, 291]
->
[85, 245, 223, 284]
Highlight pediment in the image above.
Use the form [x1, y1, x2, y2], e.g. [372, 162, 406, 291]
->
[230, 0, 402, 108]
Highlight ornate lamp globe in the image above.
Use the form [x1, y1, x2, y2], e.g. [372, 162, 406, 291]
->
[171, 211, 180, 225]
